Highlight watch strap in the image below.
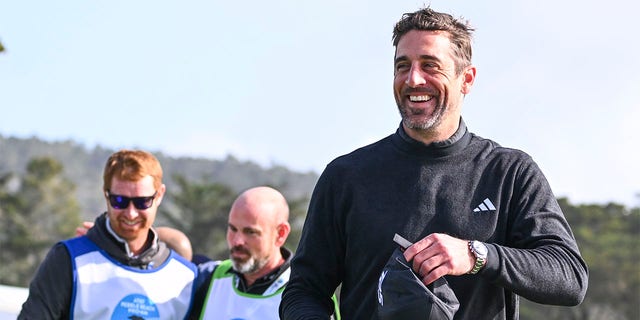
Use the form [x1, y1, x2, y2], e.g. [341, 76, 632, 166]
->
[467, 240, 486, 274]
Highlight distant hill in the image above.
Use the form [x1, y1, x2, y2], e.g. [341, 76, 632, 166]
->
[0, 134, 320, 221]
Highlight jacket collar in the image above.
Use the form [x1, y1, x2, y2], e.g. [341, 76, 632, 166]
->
[87, 213, 167, 269]
[394, 118, 471, 158]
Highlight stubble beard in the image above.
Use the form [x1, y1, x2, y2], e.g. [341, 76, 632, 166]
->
[397, 100, 446, 131]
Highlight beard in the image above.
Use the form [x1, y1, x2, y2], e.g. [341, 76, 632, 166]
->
[397, 99, 446, 131]
[395, 88, 447, 131]
[230, 246, 268, 275]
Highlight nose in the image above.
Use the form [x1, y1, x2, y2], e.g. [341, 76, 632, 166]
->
[405, 64, 426, 88]
[122, 203, 140, 219]
[228, 231, 245, 247]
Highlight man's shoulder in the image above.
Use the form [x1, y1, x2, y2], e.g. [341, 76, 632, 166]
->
[469, 133, 534, 161]
[324, 134, 396, 171]
[61, 236, 99, 257]
[197, 260, 227, 276]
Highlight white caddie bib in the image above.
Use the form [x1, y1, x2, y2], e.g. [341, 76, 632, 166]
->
[64, 236, 196, 320]
[199, 260, 288, 320]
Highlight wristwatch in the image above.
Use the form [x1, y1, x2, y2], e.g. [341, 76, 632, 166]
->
[467, 240, 488, 274]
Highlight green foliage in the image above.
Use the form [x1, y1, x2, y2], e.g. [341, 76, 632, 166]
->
[520, 198, 640, 320]
[159, 175, 236, 260]
[0, 157, 81, 286]
[285, 195, 311, 252]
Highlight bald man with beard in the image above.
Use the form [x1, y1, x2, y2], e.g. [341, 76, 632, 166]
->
[189, 186, 340, 319]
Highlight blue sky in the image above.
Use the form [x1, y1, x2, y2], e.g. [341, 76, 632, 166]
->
[1, 0, 638, 207]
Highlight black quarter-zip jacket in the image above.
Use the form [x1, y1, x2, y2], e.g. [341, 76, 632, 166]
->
[281, 120, 588, 320]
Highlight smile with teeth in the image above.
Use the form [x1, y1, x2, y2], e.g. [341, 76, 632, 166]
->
[409, 94, 432, 102]
[122, 219, 140, 226]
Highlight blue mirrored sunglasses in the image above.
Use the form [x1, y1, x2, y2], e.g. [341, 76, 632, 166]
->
[106, 190, 158, 210]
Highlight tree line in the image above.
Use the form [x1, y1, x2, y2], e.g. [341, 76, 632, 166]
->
[0, 156, 638, 320]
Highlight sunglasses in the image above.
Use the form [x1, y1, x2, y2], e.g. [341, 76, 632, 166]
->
[106, 190, 158, 210]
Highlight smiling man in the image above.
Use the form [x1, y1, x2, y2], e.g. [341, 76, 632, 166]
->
[280, 6, 588, 320]
[19, 150, 197, 320]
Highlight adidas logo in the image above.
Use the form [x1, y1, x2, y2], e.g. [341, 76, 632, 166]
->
[473, 198, 496, 212]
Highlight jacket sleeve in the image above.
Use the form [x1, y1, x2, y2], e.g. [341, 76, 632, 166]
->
[280, 169, 342, 320]
[481, 158, 589, 305]
[18, 243, 73, 319]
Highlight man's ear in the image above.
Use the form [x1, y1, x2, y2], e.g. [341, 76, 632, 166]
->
[461, 65, 476, 94]
[154, 184, 167, 206]
[275, 222, 291, 246]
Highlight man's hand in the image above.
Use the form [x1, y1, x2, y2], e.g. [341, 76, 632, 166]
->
[402, 233, 475, 285]
[75, 221, 94, 237]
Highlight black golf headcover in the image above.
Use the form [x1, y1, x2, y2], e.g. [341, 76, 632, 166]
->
[377, 247, 460, 319]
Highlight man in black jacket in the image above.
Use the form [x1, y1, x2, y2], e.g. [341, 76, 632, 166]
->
[280, 6, 588, 320]
[19, 150, 197, 319]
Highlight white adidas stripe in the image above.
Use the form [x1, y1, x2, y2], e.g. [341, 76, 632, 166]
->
[483, 198, 496, 210]
[473, 198, 496, 212]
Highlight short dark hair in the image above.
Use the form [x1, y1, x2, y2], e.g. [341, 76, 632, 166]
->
[392, 7, 475, 74]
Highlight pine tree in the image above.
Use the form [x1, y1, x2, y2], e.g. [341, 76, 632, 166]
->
[0, 157, 81, 286]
